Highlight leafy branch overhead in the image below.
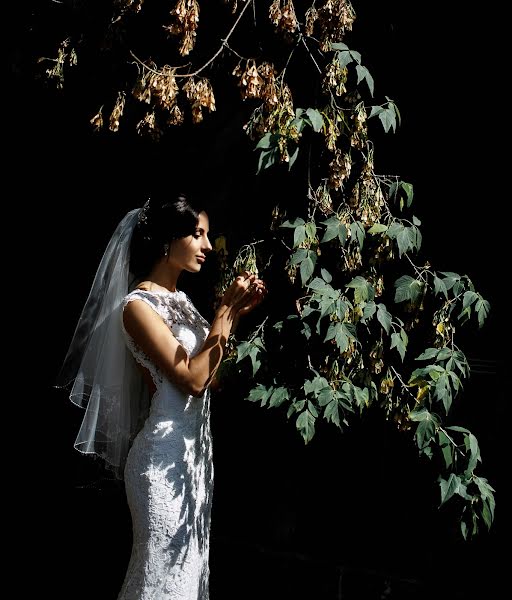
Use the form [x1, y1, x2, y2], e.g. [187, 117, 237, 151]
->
[41, 0, 494, 539]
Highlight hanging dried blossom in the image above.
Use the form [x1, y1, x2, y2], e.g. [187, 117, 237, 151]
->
[114, 0, 144, 19]
[183, 77, 216, 123]
[109, 91, 126, 132]
[136, 110, 162, 139]
[304, 7, 318, 36]
[90, 107, 104, 131]
[329, 149, 352, 189]
[165, 0, 200, 57]
[41, 38, 77, 89]
[223, 0, 238, 13]
[317, 0, 356, 51]
[149, 66, 180, 111]
[350, 102, 368, 149]
[269, 0, 298, 34]
[322, 56, 348, 97]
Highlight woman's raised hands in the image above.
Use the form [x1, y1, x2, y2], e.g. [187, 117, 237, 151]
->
[220, 270, 267, 318]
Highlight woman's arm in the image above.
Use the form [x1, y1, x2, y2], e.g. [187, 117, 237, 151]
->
[123, 272, 266, 397]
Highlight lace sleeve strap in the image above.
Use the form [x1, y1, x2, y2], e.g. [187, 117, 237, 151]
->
[123, 290, 170, 324]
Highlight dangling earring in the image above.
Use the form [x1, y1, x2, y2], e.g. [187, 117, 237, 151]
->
[163, 243, 170, 257]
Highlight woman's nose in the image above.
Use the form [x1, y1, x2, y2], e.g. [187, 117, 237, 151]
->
[203, 236, 213, 252]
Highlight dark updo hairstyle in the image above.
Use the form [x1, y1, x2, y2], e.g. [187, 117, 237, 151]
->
[129, 191, 204, 281]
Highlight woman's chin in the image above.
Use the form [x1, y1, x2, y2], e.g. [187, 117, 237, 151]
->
[186, 263, 202, 273]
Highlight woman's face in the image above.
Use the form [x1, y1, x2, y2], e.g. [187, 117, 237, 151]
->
[168, 211, 212, 273]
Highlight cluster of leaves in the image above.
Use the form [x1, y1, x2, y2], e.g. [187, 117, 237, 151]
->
[41, 0, 494, 538]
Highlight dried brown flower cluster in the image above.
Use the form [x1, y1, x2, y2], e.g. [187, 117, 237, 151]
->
[322, 56, 348, 97]
[232, 60, 278, 104]
[114, 0, 144, 17]
[41, 38, 77, 89]
[309, 0, 356, 51]
[164, 0, 200, 57]
[328, 149, 352, 190]
[109, 91, 126, 132]
[182, 77, 216, 123]
[350, 102, 368, 150]
[223, 0, 238, 14]
[269, 0, 299, 34]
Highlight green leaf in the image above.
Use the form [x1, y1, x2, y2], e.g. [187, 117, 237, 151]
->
[324, 399, 341, 427]
[305, 221, 317, 239]
[296, 409, 316, 443]
[379, 107, 396, 133]
[350, 221, 365, 248]
[288, 145, 300, 169]
[236, 341, 252, 362]
[415, 418, 435, 449]
[353, 386, 369, 410]
[475, 297, 491, 328]
[321, 216, 342, 243]
[355, 64, 374, 96]
[397, 227, 412, 256]
[269, 387, 289, 408]
[409, 407, 431, 422]
[248, 345, 262, 376]
[401, 182, 414, 206]
[369, 105, 384, 118]
[257, 148, 278, 174]
[306, 108, 324, 132]
[318, 386, 335, 406]
[255, 132, 273, 149]
[394, 275, 422, 303]
[331, 42, 349, 51]
[290, 248, 307, 266]
[416, 348, 440, 361]
[337, 50, 352, 69]
[434, 373, 452, 413]
[390, 331, 406, 361]
[440, 473, 461, 506]
[281, 217, 305, 228]
[433, 275, 448, 299]
[367, 223, 388, 234]
[438, 430, 453, 468]
[463, 291, 479, 309]
[307, 400, 319, 418]
[376, 303, 392, 334]
[246, 384, 273, 406]
[362, 300, 376, 322]
[294, 224, 307, 248]
[321, 268, 332, 283]
[349, 50, 362, 64]
[300, 252, 316, 285]
[304, 376, 329, 396]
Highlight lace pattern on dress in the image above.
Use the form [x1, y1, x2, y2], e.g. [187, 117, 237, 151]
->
[117, 289, 213, 600]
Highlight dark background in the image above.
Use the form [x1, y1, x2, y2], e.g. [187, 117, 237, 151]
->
[8, 2, 506, 598]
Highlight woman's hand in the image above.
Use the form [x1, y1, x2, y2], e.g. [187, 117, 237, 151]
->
[219, 270, 267, 319]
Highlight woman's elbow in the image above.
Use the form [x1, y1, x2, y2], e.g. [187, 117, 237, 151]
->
[177, 378, 206, 397]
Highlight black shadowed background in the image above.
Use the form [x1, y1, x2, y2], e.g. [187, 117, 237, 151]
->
[8, 2, 506, 598]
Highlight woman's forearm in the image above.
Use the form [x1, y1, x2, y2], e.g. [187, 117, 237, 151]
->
[185, 305, 236, 395]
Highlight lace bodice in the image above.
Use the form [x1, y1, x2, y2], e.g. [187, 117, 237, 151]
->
[122, 288, 210, 388]
[117, 289, 213, 600]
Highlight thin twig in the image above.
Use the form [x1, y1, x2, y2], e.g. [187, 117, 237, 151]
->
[180, 0, 253, 77]
[302, 37, 323, 74]
[129, 0, 253, 79]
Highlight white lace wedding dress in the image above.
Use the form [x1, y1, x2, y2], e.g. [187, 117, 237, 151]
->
[117, 289, 213, 600]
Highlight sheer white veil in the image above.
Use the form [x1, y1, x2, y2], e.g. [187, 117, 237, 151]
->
[56, 207, 150, 479]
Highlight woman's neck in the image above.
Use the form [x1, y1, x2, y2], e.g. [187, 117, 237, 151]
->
[146, 262, 181, 292]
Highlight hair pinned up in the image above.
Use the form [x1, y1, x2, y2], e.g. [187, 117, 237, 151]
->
[129, 191, 204, 282]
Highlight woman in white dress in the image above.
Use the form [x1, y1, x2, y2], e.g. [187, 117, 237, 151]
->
[59, 193, 266, 599]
